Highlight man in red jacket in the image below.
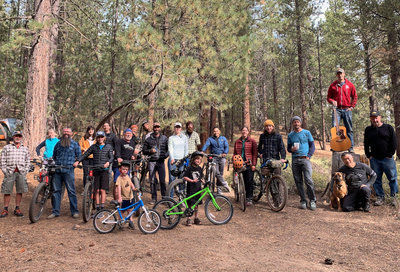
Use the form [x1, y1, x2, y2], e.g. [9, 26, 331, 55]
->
[327, 68, 357, 152]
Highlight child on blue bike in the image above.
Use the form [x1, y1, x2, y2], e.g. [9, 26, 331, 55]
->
[183, 151, 204, 226]
[115, 162, 137, 229]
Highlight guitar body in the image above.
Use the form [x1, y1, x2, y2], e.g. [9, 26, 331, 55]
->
[330, 126, 351, 151]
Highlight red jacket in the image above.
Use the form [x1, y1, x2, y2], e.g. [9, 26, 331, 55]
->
[327, 79, 357, 108]
[233, 137, 258, 166]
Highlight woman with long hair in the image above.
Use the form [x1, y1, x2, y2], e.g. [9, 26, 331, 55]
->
[79, 126, 95, 187]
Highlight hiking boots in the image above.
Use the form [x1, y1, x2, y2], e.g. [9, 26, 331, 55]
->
[363, 201, 370, 212]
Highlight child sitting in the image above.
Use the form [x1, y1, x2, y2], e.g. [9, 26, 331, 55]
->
[115, 162, 137, 229]
[183, 151, 205, 226]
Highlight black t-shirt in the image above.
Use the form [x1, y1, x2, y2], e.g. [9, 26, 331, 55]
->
[338, 162, 377, 190]
[184, 165, 204, 202]
[113, 138, 137, 167]
[105, 132, 117, 149]
[364, 123, 397, 160]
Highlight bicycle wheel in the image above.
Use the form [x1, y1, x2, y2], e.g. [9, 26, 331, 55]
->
[153, 198, 182, 229]
[29, 182, 49, 223]
[93, 209, 117, 234]
[205, 195, 233, 225]
[137, 209, 161, 234]
[82, 181, 94, 223]
[265, 175, 288, 212]
[252, 170, 263, 202]
[166, 179, 187, 204]
[238, 173, 246, 212]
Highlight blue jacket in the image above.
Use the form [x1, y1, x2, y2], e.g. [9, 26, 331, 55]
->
[202, 136, 229, 155]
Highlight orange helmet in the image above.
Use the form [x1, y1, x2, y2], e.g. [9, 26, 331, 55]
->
[232, 155, 244, 169]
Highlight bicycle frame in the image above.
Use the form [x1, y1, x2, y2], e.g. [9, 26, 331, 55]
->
[100, 196, 147, 224]
[165, 186, 221, 216]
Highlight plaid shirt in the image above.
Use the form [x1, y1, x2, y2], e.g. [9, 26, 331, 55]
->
[53, 140, 81, 172]
[1, 143, 30, 174]
[183, 131, 201, 154]
[258, 131, 286, 161]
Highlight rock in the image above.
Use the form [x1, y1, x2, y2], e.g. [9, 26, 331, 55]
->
[78, 246, 83, 251]
[89, 243, 95, 247]
[324, 258, 334, 265]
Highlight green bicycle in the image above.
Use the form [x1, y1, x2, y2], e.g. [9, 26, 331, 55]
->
[153, 181, 233, 229]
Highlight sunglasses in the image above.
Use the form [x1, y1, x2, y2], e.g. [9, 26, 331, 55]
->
[154, 125, 160, 128]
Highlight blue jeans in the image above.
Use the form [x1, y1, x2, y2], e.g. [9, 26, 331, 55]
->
[52, 170, 79, 216]
[292, 157, 316, 202]
[332, 109, 354, 148]
[370, 157, 398, 198]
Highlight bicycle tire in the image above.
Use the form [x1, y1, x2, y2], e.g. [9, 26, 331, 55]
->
[166, 178, 187, 204]
[238, 173, 246, 212]
[233, 172, 239, 202]
[137, 209, 161, 234]
[82, 181, 94, 223]
[205, 195, 233, 225]
[153, 198, 182, 229]
[265, 175, 288, 212]
[29, 182, 49, 223]
[252, 170, 263, 202]
[93, 209, 117, 234]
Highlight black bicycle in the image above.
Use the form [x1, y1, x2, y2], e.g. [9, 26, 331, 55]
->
[253, 159, 289, 212]
[29, 159, 66, 223]
[165, 154, 191, 203]
[81, 165, 108, 223]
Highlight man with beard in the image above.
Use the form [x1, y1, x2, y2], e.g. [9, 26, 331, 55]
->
[103, 122, 117, 149]
[48, 128, 81, 219]
[183, 121, 201, 155]
[143, 122, 169, 203]
[112, 129, 138, 198]
[364, 110, 398, 206]
[0, 131, 30, 218]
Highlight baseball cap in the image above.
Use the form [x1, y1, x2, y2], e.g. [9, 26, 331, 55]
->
[370, 110, 380, 117]
[174, 122, 182, 128]
[96, 131, 105, 137]
[336, 68, 345, 73]
[124, 128, 133, 134]
[12, 131, 23, 137]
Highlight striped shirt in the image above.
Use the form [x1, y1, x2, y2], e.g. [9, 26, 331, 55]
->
[1, 143, 30, 174]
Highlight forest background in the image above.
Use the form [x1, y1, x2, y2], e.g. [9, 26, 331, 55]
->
[0, 0, 399, 156]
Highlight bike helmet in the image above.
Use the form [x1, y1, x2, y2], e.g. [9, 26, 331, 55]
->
[232, 155, 243, 169]
[191, 151, 204, 159]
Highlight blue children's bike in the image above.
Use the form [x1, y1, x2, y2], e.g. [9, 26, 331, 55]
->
[93, 192, 161, 234]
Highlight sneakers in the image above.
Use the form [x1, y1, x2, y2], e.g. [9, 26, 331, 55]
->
[72, 213, 79, 218]
[47, 213, 58, 219]
[217, 184, 230, 194]
[13, 209, 23, 217]
[246, 200, 253, 206]
[374, 198, 384, 206]
[363, 201, 370, 212]
[300, 201, 307, 210]
[0, 209, 8, 218]
[309, 201, 317, 211]
[128, 220, 135, 229]
[390, 197, 398, 207]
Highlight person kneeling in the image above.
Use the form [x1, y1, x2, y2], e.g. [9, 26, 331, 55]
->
[183, 152, 205, 226]
[338, 152, 377, 212]
[115, 163, 137, 229]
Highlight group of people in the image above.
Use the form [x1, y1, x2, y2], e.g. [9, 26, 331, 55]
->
[0, 68, 398, 220]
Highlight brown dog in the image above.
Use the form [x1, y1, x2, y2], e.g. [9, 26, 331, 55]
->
[330, 172, 348, 211]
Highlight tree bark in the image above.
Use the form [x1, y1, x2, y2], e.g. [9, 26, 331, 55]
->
[199, 103, 210, 146]
[23, 0, 59, 156]
[271, 60, 278, 122]
[295, 0, 307, 129]
[363, 40, 377, 112]
[317, 29, 326, 150]
[243, 73, 251, 130]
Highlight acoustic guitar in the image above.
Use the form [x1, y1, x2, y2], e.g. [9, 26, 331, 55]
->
[330, 106, 351, 152]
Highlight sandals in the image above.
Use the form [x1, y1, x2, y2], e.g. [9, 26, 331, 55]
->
[194, 218, 202, 225]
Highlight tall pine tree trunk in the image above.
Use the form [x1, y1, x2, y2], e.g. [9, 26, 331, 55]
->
[243, 73, 251, 130]
[271, 60, 278, 122]
[295, 0, 307, 129]
[317, 29, 326, 150]
[387, 15, 400, 158]
[23, 0, 59, 156]
[363, 40, 377, 112]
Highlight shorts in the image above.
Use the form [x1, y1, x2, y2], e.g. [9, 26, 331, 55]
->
[1, 172, 28, 194]
[121, 199, 134, 209]
[94, 170, 109, 191]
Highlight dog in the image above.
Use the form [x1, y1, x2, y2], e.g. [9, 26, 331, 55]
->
[330, 172, 348, 211]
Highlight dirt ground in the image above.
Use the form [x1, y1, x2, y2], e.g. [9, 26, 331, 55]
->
[1, 166, 399, 272]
